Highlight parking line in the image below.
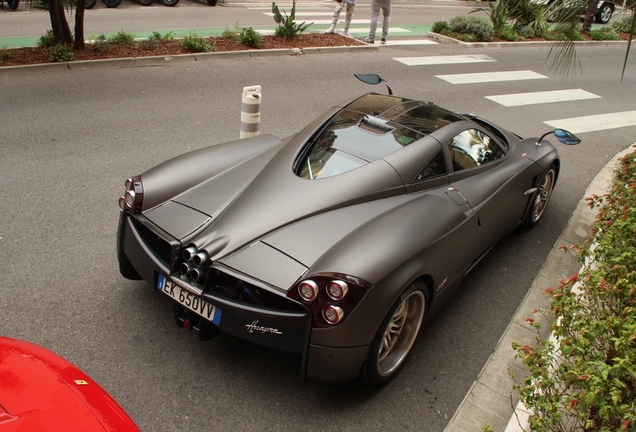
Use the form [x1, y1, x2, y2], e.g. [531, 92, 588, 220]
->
[486, 89, 601, 107]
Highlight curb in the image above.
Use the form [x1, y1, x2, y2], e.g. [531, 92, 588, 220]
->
[0, 44, 378, 75]
[426, 31, 633, 48]
[2, 32, 624, 74]
[445, 142, 636, 432]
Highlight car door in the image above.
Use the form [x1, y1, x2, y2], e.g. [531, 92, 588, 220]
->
[401, 146, 483, 287]
[442, 127, 540, 249]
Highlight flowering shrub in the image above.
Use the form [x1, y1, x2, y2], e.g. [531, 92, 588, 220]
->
[513, 148, 636, 431]
[449, 15, 494, 42]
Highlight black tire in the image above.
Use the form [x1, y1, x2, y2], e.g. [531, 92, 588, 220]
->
[523, 164, 557, 229]
[85, 0, 97, 8]
[7, 0, 20, 10]
[104, 0, 122, 7]
[360, 282, 427, 386]
[595, 3, 613, 24]
[162, 0, 179, 5]
[207, 0, 218, 5]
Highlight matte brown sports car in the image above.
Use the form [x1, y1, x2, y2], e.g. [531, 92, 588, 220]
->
[117, 75, 579, 385]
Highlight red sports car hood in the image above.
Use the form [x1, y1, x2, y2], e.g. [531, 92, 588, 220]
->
[144, 133, 407, 262]
[0, 337, 138, 432]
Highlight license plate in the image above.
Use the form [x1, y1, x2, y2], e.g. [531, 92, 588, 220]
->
[157, 275, 222, 325]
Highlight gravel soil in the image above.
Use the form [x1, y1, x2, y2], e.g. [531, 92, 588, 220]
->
[0, 33, 364, 67]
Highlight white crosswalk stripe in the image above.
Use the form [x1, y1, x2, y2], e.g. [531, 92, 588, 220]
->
[243, 2, 331, 8]
[544, 111, 636, 133]
[436, 70, 548, 84]
[264, 11, 336, 16]
[382, 39, 438, 46]
[395, 54, 494, 66]
[486, 89, 601, 107]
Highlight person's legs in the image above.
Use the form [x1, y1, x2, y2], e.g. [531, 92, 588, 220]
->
[326, 2, 344, 33]
[343, 3, 355, 37]
[365, 1, 380, 42]
[380, 1, 391, 41]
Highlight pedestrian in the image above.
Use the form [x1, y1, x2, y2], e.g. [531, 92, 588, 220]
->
[325, 0, 356, 38]
[364, 0, 391, 44]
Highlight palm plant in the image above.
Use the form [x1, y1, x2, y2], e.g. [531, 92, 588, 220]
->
[471, 0, 509, 34]
[507, 0, 550, 37]
[271, 0, 313, 39]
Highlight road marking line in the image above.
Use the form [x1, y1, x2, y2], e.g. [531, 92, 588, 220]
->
[544, 111, 636, 133]
[257, 27, 410, 35]
[344, 27, 410, 34]
[262, 16, 371, 24]
[265, 11, 335, 16]
[395, 54, 494, 66]
[436, 70, 547, 84]
[486, 89, 601, 107]
[384, 39, 438, 46]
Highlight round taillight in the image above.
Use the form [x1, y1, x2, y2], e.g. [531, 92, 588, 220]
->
[326, 280, 348, 301]
[298, 280, 318, 302]
[118, 197, 126, 211]
[124, 190, 136, 208]
[322, 305, 344, 325]
[125, 178, 133, 191]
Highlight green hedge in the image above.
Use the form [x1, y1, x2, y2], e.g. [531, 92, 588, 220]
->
[514, 148, 636, 431]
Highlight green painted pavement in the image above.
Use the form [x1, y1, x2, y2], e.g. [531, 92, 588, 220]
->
[0, 24, 433, 49]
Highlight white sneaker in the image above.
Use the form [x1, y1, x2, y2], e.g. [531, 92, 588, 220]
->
[343, 31, 352, 38]
[325, 26, 335, 34]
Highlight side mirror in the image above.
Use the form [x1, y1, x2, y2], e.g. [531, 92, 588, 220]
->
[537, 128, 581, 146]
[354, 74, 393, 95]
[552, 128, 581, 145]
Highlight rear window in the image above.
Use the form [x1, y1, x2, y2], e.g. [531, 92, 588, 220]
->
[295, 94, 465, 180]
[296, 110, 423, 179]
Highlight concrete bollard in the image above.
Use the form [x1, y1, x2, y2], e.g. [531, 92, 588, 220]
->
[240, 85, 261, 139]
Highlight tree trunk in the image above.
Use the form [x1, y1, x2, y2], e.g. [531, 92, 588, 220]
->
[48, 0, 73, 44]
[74, 0, 86, 49]
[581, 0, 598, 33]
[48, 0, 66, 43]
[59, 0, 73, 44]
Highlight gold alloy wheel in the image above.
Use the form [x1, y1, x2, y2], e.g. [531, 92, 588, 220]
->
[377, 290, 426, 377]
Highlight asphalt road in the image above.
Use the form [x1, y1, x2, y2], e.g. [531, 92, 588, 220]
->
[1, 4, 636, 431]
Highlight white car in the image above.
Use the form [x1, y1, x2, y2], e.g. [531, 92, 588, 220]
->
[537, 0, 616, 24]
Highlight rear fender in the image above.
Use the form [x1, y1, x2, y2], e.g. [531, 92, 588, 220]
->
[139, 134, 283, 211]
[308, 193, 480, 347]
